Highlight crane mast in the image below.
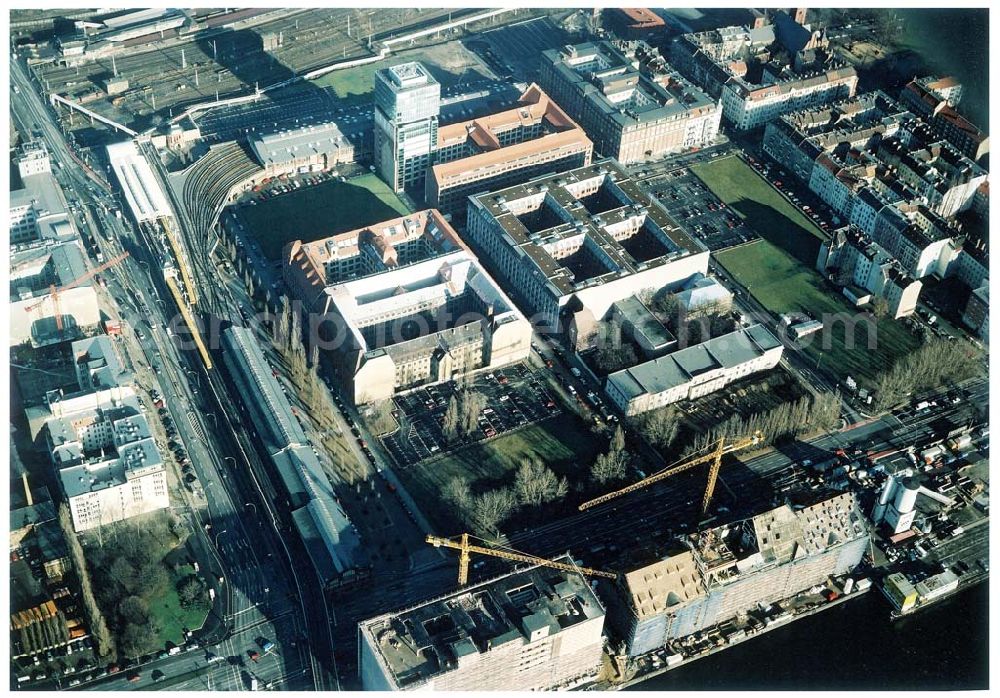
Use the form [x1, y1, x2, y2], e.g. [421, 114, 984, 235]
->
[580, 432, 763, 512]
[25, 251, 129, 331]
[427, 534, 618, 586]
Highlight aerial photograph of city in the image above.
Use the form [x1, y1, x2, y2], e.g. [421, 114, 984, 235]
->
[6, 4, 989, 692]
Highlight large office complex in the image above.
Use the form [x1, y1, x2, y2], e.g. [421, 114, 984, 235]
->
[9, 141, 77, 247]
[426, 84, 593, 221]
[319, 250, 530, 405]
[358, 557, 606, 691]
[283, 209, 467, 312]
[284, 209, 531, 404]
[466, 160, 709, 336]
[539, 41, 721, 164]
[605, 493, 869, 656]
[604, 324, 784, 415]
[220, 327, 368, 588]
[373, 62, 441, 192]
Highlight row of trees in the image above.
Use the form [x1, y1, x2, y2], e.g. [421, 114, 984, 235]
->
[58, 505, 114, 660]
[14, 610, 70, 657]
[683, 392, 842, 456]
[873, 338, 983, 413]
[631, 406, 681, 451]
[443, 457, 569, 537]
[442, 389, 488, 443]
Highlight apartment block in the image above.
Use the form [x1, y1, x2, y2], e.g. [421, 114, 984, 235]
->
[9, 141, 76, 247]
[465, 160, 709, 337]
[539, 41, 721, 164]
[373, 62, 441, 192]
[817, 227, 922, 319]
[670, 16, 857, 131]
[606, 493, 869, 656]
[604, 324, 783, 416]
[900, 78, 987, 161]
[426, 84, 592, 222]
[359, 557, 606, 690]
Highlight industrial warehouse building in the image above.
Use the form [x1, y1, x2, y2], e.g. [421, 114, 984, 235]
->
[606, 493, 869, 656]
[539, 41, 721, 164]
[284, 210, 531, 404]
[425, 83, 592, 222]
[604, 324, 784, 415]
[220, 327, 367, 588]
[106, 140, 173, 223]
[249, 121, 356, 178]
[358, 557, 606, 691]
[465, 160, 709, 337]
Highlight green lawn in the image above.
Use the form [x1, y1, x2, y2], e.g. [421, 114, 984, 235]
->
[239, 174, 410, 259]
[310, 64, 377, 101]
[398, 413, 603, 533]
[148, 563, 208, 646]
[691, 156, 827, 265]
[716, 240, 920, 386]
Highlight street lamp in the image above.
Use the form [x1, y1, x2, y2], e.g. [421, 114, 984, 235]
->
[214, 529, 228, 548]
[245, 502, 257, 516]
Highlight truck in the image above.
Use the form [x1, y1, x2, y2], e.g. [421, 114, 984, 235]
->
[947, 434, 973, 452]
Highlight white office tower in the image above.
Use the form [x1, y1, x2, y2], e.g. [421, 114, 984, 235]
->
[373, 62, 440, 192]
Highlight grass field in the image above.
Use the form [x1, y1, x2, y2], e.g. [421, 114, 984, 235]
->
[398, 413, 603, 533]
[148, 563, 208, 646]
[691, 156, 827, 265]
[716, 240, 920, 386]
[239, 174, 410, 259]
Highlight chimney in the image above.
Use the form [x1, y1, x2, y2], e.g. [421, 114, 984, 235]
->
[22, 472, 33, 507]
[794, 8, 808, 25]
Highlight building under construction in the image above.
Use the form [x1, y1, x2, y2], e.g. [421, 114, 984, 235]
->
[358, 556, 606, 691]
[605, 492, 870, 656]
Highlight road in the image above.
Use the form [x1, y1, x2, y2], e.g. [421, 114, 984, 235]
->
[11, 56, 313, 692]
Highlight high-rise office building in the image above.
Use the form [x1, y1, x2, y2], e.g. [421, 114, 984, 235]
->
[373, 62, 441, 192]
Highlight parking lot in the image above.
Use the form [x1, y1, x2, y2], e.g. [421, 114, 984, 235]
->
[643, 162, 758, 251]
[469, 16, 570, 81]
[382, 363, 562, 467]
[744, 154, 837, 234]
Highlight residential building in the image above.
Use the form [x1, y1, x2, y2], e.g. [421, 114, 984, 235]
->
[962, 284, 988, 341]
[249, 121, 355, 177]
[900, 78, 986, 161]
[877, 134, 987, 219]
[373, 62, 441, 192]
[16, 140, 52, 177]
[426, 84, 592, 222]
[359, 557, 606, 691]
[606, 493, 868, 656]
[465, 160, 709, 338]
[9, 141, 75, 247]
[220, 327, 368, 588]
[71, 335, 130, 392]
[604, 324, 783, 416]
[817, 227, 922, 318]
[670, 16, 857, 130]
[538, 41, 721, 165]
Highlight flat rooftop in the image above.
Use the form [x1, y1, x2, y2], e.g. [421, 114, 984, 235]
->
[470, 160, 701, 296]
[359, 555, 605, 690]
[250, 120, 352, 167]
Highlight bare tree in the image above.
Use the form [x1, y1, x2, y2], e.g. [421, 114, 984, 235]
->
[513, 457, 568, 507]
[471, 488, 518, 538]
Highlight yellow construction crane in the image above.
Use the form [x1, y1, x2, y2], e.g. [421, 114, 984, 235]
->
[579, 431, 764, 513]
[427, 533, 618, 586]
[25, 252, 129, 332]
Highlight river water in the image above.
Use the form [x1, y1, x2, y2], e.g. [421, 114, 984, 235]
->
[895, 8, 989, 128]
[626, 583, 988, 690]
